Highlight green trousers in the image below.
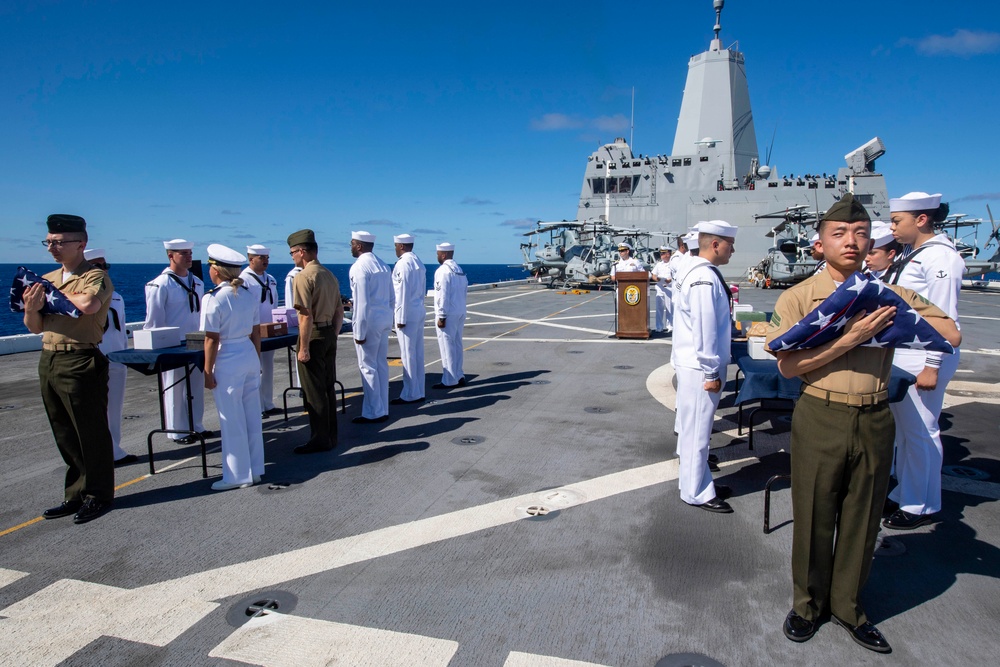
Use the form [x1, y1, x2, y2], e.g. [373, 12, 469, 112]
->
[297, 326, 339, 448]
[790, 392, 894, 626]
[38, 349, 115, 503]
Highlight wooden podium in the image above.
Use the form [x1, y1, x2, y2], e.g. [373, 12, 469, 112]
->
[615, 271, 650, 339]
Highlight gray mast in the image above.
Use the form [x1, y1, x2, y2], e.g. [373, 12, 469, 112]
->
[671, 0, 759, 185]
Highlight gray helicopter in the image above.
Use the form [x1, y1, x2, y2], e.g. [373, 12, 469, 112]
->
[746, 205, 821, 288]
[519, 217, 663, 288]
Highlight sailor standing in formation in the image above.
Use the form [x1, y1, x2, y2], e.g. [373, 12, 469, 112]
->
[391, 233, 427, 405]
[864, 222, 899, 279]
[766, 194, 960, 653]
[650, 245, 673, 333]
[883, 191, 965, 530]
[349, 231, 394, 423]
[285, 249, 305, 388]
[144, 239, 210, 444]
[84, 248, 136, 466]
[202, 244, 265, 491]
[433, 242, 468, 389]
[667, 233, 692, 325]
[25, 214, 116, 524]
[670, 220, 737, 513]
[240, 244, 281, 416]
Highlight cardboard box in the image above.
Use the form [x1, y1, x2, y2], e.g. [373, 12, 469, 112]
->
[260, 322, 288, 338]
[272, 308, 298, 328]
[185, 331, 206, 350]
[133, 327, 181, 349]
[748, 336, 770, 360]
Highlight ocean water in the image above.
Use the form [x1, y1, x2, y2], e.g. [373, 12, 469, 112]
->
[2, 262, 526, 338]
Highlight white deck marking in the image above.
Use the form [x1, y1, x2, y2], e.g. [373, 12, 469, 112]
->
[464, 337, 669, 345]
[467, 290, 549, 307]
[0, 568, 28, 589]
[209, 612, 459, 666]
[466, 310, 611, 336]
[503, 651, 612, 667]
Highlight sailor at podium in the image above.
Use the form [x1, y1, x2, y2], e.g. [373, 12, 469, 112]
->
[609, 242, 644, 279]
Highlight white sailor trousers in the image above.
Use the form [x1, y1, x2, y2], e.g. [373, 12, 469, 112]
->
[258, 349, 275, 411]
[654, 288, 672, 331]
[356, 325, 391, 418]
[211, 338, 264, 485]
[436, 314, 466, 386]
[675, 366, 720, 505]
[888, 348, 960, 515]
[397, 308, 426, 401]
[107, 361, 128, 459]
[163, 366, 205, 439]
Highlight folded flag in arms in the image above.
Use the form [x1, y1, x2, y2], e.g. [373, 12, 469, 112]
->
[768, 272, 953, 354]
[9, 266, 81, 318]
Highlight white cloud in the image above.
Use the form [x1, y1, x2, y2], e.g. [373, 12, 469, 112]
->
[592, 114, 630, 133]
[500, 218, 535, 229]
[900, 29, 1000, 56]
[530, 113, 584, 131]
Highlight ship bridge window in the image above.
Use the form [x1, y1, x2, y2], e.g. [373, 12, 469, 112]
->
[768, 182, 778, 188]
[588, 176, 639, 196]
[683, 158, 692, 166]
[825, 181, 835, 188]
[808, 182, 818, 189]
[672, 158, 682, 167]
[855, 194, 874, 205]
[590, 178, 605, 194]
[700, 156, 709, 162]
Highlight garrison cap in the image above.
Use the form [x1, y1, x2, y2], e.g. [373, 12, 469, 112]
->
[83, 248, 107, 261]
[207, 243, 246, 268]
[47, 214, 86, 233]
[393, 234, 415, 244]
[246, 244, 270, 256]
[822, 193, 870, 224]
[287, 229, 316, 247]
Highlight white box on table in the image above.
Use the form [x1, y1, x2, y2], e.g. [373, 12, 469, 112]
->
[272, 308, 298, 328]
[748, 336, 770, 360]
[133, 327, 181, 349]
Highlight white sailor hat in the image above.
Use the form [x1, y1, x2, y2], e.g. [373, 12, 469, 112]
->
[890, 191, 942, 213]
[436, 242, 455, 252]
[206, 243, 246, 268]
[351, 230, 376, 243]
[164, 239, 194, 250]
[617, 241, 633, 251]
[83, 248, 107, 261]
[870, 221, 895, 249]
[393, 234, 415, 244]
[246, 244, 270, 256]
[809, 232, 819, 244]
[697, 219, 739, 238]
[682, 232, 699, 244]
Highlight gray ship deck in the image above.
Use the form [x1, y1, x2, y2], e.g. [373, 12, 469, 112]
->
[1, 283, 999, 666]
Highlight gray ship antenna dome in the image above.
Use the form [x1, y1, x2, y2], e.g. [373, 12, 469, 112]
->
[757, 165, 772, 179]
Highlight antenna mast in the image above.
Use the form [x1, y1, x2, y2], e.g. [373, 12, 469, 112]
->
[630, 86, 635, 149]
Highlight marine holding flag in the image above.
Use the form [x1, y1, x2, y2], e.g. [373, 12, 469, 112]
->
[22, 214, 116, 525]
[765, 194, 961, 654]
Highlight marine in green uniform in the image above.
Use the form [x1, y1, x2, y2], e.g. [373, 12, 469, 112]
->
[287, 229, 345, 454]
[23, 214, 116, 524]
[765, 194, 961, 653]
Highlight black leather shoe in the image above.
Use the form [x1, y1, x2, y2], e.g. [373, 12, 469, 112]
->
[707, 453, 719, 464]
[708, 460, 720, 472]
[43, 500, 82, 519]
[696, 497, 733, 513]
[431, 382, 453, 389]
[883, 509, 935, 531]
[174, 435, 198, 445]
[782, 610, 817, 642]
[352, 415, 389, 424]
[262, 408, 283, 417]
[715, 485, 732, 500]
[832, 616, 891, 653]
[114, 454, 139, 466]
[457, 377, 467, 386]
[390, 397, 425, 405]
[73, 498, 112, 524]
[294, 439, 335, 454]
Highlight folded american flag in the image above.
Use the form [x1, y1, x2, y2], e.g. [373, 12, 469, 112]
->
[768, 272, 953, 354]
[9, 266, 81, 318]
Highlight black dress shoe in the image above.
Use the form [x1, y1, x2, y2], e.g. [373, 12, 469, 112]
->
[707, 453, 719, 464]
[715, 485, 732, 500]
[883, 509, 935, 531]
[882, 497, 900, 517]
[832, 616, 891, 653]
[262, 407, 283, 416]
[431, 382, 453, 389]
[708, 460, 721, 472]
[174, 435, 198, 445]
[457, 377, 467, 386]
[782, 610, 817, 642]
[73, 497, 112, 524]
[114, 454, 139, 466]
[390, 397, 425, 405]
[695, 497, 733, 514]
[293, 439, 335, 454]
[352, 415, 389, 424]
[43, 500, 82, 519]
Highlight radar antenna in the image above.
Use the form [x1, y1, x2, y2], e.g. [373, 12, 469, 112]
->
[712, 0, 725, 50]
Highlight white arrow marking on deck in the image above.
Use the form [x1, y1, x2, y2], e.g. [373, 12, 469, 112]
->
[466, 310, 611, 336]
[503, 651, 612, 667]
[4, 457, 753, 665]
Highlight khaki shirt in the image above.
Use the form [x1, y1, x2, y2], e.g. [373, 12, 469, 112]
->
[40, 262, 114, 346]
[291, 260, 340, 328]
[765, 270, 947, 395]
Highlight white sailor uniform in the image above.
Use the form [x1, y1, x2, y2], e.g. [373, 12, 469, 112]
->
[610, 256, 644, 279]
[887, 233, 964, 515]
[284, 265, 303, 386]
[670, 257, 731, 505]
[434, 259, 468, 386]
[99, 290, 129, 460]
[350, 252, 395, 418]
[667, 251, 688, 328]
[650, 259, 673, 332]
[241, 266, 279, 411]
[393, 251, 427, 401]
[144, 268, 205, 439]
[202, 283, 264, 486]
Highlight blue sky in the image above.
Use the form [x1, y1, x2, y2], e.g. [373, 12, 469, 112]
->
[2, 0, 999, 265]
